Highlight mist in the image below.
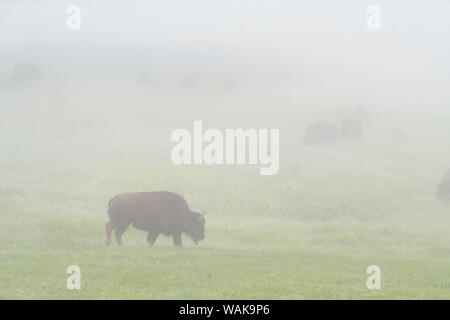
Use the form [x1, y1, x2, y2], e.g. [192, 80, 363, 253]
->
[1, 0, 450, 299]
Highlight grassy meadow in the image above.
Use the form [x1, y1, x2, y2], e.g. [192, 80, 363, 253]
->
[0, 81, 450, 299]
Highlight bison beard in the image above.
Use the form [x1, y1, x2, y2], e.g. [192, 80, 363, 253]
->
[106, 191, 205, 247]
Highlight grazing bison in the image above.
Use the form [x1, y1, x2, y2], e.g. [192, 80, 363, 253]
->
[106, 191, 205, 247]
[302, 122, 338, 146]
[341, 118, 363, 140]
[436, 170, 450, 200]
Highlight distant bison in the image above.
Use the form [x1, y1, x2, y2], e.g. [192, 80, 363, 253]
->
[436, 170, 450, 200]
[302, 122, 338, 146]
[106, 191, 205, 247]
[11, 63, 43, 82]
[341, 118, 363, 140]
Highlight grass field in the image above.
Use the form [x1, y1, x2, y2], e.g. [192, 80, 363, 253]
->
[2, 0, 450, 301]
[1, 83, 450, 299]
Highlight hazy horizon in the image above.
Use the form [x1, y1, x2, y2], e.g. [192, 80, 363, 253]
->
[1, 1, 450, 300]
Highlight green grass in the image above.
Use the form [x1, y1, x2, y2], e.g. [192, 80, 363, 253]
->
[1, 141, 450, 299]
[1, 85, 450, 299]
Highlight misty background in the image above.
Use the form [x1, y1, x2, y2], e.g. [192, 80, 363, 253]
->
[0, 0, 450, 299]
[1, 0, 449, 163]
[2, 1, 450, 105]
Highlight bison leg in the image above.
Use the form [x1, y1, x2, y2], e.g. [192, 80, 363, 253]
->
[115, 229, 124, 246]
[147, 231, 159, 246]
[113, 221, 131, 247]
[172, 232, 182, 247]
[106, 220, 114, 246]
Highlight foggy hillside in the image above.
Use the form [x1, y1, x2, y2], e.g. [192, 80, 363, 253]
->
[0, 0, 449, 300]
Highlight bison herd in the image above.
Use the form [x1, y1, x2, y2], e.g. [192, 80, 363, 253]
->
[104, 114, 449, 248]
[302, 118, 362, 146]
[105, 115, 449, 247]
[300, 115, 449, 203]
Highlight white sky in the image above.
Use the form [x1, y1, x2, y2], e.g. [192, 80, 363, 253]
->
[1, 0, 449, 110]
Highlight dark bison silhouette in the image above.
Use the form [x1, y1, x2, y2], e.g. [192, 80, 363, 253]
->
[106, 191, 205, 247]
[341, 118, 363, 140]
[302, 122, 338, 146]
[436, 170, 450, 200]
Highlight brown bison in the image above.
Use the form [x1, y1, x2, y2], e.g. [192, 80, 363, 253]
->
[436, 170, 450, 200]
[106, 191, 205, 247]
[341, 118, 363, 140]
[302, 122, 338, 146]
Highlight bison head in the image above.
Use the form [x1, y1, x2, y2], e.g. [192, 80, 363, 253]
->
[186, 211, 206, 244]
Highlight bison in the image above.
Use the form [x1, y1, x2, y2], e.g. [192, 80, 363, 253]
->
[106, 191, 205, 247]
[341, 118, 363, 140]
[302, 122, 338, 146]
[11, 63, 43, 82]
[436, 170, 450, 200]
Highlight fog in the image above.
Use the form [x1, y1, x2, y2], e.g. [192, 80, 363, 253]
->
[2, 1, 450, 110]
[1, 0, 450, 299]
